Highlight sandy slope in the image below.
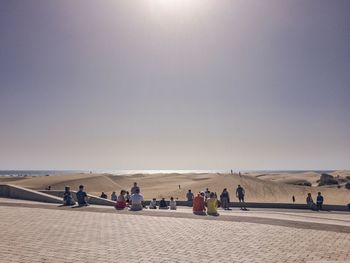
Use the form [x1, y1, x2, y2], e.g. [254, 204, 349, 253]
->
[1, 172, 349, 205]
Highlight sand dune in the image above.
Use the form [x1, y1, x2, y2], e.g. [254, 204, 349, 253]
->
[1, 171, 350, 205]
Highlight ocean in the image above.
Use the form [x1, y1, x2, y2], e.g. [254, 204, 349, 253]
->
[0, 169, 335, 177]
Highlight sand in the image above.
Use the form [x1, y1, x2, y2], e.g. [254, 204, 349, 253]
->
[1, 171, 350, 205]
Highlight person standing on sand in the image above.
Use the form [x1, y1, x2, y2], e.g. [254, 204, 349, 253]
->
[131, 182, 140, 195]
[292, 195, 295, 203]
[236, 185, 246, 210]
[76, 185, 88, 206]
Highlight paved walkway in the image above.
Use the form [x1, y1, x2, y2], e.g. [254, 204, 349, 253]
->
[0, 199, 350, 262]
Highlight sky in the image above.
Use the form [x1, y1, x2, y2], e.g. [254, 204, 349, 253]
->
[0, 0, 349, 170]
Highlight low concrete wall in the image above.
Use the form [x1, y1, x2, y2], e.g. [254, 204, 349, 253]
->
[0, 184, 62, 204]
[40, 190, 115, 206]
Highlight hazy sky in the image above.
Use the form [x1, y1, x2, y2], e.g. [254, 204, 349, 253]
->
[0, 0, 349, 170]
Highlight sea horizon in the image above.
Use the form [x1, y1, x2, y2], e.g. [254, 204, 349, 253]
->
[0, 169, 340, 177]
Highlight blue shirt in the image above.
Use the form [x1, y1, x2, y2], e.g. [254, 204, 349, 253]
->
[76, 190, 87, 205]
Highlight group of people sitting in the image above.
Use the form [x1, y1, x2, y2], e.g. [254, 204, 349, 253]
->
[306, 192, 324, 211]
[186, 185, 247, 211]
[114, 183, 177, 211]
[62, 182, 248, 215]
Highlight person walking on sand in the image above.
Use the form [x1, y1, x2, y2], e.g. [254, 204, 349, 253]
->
[236, 185, 246, 210]
[76, 185, 89, 206]
[316, 192, 324, 210]
[220, 188, 230, 210]
[131, 182, 140, 195]
[292, 195, 295, 203]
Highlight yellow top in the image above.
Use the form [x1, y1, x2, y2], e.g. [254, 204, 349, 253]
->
[206, 198, 218, 214]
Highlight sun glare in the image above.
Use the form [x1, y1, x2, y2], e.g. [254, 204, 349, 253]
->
[148, 0, 197, 15]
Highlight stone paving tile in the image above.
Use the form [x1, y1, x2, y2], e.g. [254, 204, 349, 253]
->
[0, 206, 350, 263]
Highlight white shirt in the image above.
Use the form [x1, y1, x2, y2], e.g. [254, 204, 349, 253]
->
[169, 200, 176, 209]
[130, 193, 144, 205]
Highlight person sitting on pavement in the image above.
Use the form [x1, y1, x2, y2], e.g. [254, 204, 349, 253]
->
[131, 182, 140, 195]
[129, 188, 144, 211]
[193, 192, 206, 215]
[316, 192, 324, 210]
[111, 191, 117, 201]
[306, 193, 317, 210]
[159, 198, 168, 209]
[169, 197, 177, 210]
[149, 198, 157, 209]
[206, 192, 219, 216]
[115, 190, 127, 210]
[63, 186, 75, 206]
[76, 185, 89, 206]
[100, 192, 107, 199]
[220, 188, 230, 210]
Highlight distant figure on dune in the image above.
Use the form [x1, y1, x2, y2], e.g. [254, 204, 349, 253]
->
[206, 192, 219, 216]
[149, 198, 157, 209]
[306, 193, 316, 210]
[111, 191, 117, 201]
[193, 192, 206, 215]
[316, 192, 324, 210]
[131, 182, 140, 195]
[231, 169, 233, 175]
[178, 184, 181, 189]
[236, 185, 247, 210]
[220, 188, 230, 210]
[76, 185, 89, 206]
[129, 188, 144, 211]
[100, 192, 107, 199]
[292, 195, 295, 203]
[169, 197, 177, 210]
[46, 186, 51, 190]
[63, 186, 75, 206]
[115, 190, 127, 210]
[159, 198, 168, 209]
[186, 189, 194, 206]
